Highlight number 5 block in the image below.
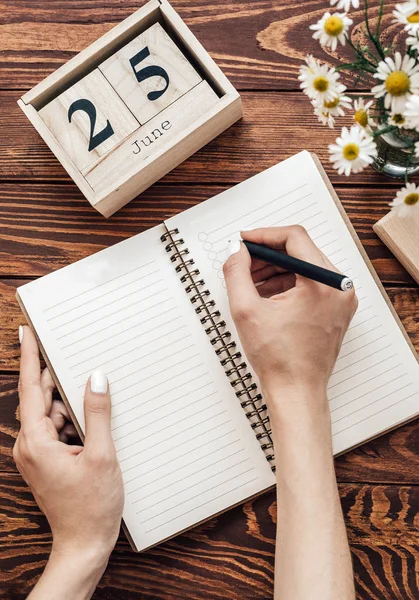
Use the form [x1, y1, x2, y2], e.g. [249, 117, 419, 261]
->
[38, 69, 139, 171]
[99, 23, 202, 125]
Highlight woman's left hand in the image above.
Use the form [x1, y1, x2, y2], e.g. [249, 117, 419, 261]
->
[14, 326, 124, 599]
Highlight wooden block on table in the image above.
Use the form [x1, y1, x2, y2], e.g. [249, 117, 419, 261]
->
[373, 211, 419, 284]
[99, 22, 202, 125]
[19, 0, 242, 217]
[83, 80, 218, 194]
[38, 69, 140, 171]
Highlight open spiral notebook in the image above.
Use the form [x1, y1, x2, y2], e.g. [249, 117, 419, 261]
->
[17, 151, 419, 552]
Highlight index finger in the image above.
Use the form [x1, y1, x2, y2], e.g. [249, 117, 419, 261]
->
[241, 226, 330, 269]
[18, 326, 47, 426]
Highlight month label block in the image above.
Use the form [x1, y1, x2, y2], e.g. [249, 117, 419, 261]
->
[99, 22, 202, 125]
[82, 80, 218, 194]
[38, 69, 140, 171]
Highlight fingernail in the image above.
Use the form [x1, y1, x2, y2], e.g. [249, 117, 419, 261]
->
[18, 325, 24, 344]
[90, 370, 108, 394]
[227, 239, 241, 257]
[241, 228, 253, 232]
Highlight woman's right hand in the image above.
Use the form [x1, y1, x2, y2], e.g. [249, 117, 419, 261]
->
[223, 226, 358, 407]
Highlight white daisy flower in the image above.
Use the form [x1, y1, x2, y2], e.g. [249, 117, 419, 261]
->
[407, 32, 419, 52]
[389, 111, 408, 128]
[389, 182, 419, 217]
[310, 12, 353, 51]
[298, 55, 344, 103]
[404, 93, 419, 129]
[329, 125, 377, 176]
[330, 0, 360, 12]
[393, 1, 419, 33]
[353, 98, 375, 131]
[312, 93, 352, 128]
[372, 52, 419, 113]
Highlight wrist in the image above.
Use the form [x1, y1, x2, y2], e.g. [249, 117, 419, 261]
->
[261, 378, 331, 433]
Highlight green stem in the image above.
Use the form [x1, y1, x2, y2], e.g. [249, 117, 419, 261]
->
[335, 61, 376, 74]
[346, 36, 377, 68]
[375, 0, 385, 39]
[372, 125, 398, 138]
[364, 0, 385, 60]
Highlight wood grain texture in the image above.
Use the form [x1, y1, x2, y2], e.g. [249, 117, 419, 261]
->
[0, 473, 418, 600]
[2, 91, 413, 186]
[1, 0, 419, 597]
[0, 0, 399, 91]
[0, 183, 416, 283]
[1, 374, 419, 485]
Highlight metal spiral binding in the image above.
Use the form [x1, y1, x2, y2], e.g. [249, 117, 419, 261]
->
[161, 228, 275, 471]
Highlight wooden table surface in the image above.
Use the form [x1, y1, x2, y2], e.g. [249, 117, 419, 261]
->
[1, 1, 418, 598]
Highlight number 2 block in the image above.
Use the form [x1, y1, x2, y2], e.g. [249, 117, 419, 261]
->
[38, 69, 140, 171]
[99, 23, 202, 125]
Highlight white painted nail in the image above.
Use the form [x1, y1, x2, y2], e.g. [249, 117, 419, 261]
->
[227, 239, 241, 257]
[90, 370, 108, 394]
[241, 228, 253, 232]
[18, 325, 24, 344]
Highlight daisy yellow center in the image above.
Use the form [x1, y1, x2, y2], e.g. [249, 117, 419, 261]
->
[324, 15, 344, 36]
[324, 97, 340, 108]
[385, 71, 410, 96]
[313, 76, 329, 92]
[407, 12, 419, 23]
[404, 192, 419, 205]
[393, 113, 405, 124]
[354, 109, 368, 127]
[343, 143, 360, 161]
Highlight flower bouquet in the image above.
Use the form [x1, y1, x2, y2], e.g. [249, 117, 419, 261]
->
[299, 0, 419, 217]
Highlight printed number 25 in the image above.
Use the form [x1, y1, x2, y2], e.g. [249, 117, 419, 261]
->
[67, 46, 170, 153]
[68, 99, 115, 152]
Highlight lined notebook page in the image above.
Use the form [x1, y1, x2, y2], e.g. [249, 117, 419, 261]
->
[17, 225, 275, 552]
[167, 151, 419, 455]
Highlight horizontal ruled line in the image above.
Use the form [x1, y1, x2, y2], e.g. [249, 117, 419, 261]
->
[144, 476, 259, 532]
[122, 425, 235, 485]
[141, 466, 255, 523]
[65, 309, 177, 360]
[329, 362, 403, 402]
[112, 379, 213, 424]
[333, 392, 417, 436]
[118, 401, 223, 458]
[206, 183, 309, 236]
[135, 457, 250, 513]
[332, 382, 415, 425]
[328, 352, 398, 391]
[114, 391, 218, 444]
[127, 438, 242, 496]
[59, 302, 176, 350]
[47, 269, 161, 322]
[113, 358, 203, 401]
[330, 372, 407, 414]
[44, 260, 155, 312]
[72, 325, 188, 375]
[121, 413, 229, 474]
[332, 340, 390, 375]
[54, 285, 168, 335]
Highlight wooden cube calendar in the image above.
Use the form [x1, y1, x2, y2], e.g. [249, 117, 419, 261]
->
[18, 0, 242, 217]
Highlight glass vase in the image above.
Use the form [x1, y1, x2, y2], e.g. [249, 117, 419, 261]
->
[372, 127, 419, 178]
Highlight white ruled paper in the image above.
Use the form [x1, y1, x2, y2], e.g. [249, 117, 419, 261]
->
[17, 225, 275, 552]
[168, 151, 419, 456]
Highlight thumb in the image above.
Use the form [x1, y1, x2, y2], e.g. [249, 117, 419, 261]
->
[83, 370, 113, 455]
[223, 240, 259, 321]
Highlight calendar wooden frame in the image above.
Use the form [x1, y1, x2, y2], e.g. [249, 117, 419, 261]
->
[17, 0, 242, 217]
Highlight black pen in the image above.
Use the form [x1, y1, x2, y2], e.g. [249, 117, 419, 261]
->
[242, 240, 353, 292]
